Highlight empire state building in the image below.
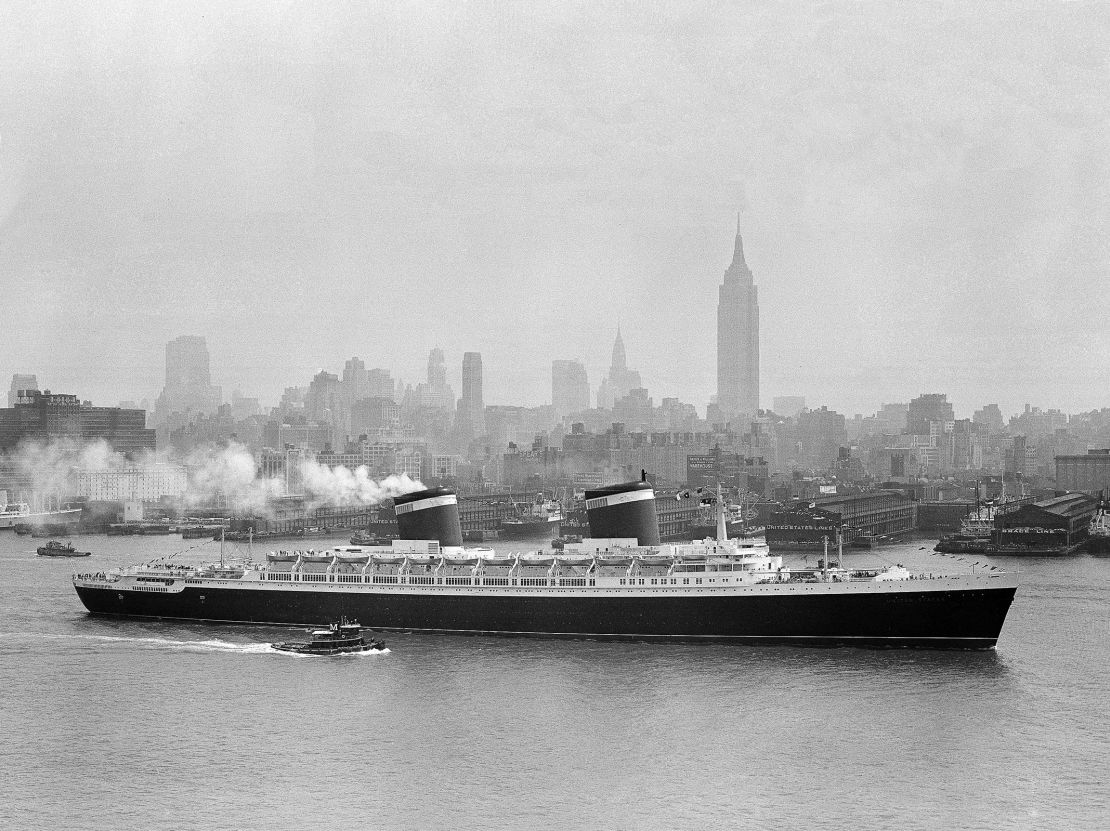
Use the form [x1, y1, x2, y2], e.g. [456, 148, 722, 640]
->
[717, 218, 759, 417]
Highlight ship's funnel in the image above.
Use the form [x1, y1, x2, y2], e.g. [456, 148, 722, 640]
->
[392, 487, 463, 547]
[584, 481, 660, 546]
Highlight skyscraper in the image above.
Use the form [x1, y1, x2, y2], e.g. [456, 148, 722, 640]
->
[409, 348, 454, 411]
[455, 351, 485, 442]
[596, 327, 642, 409]
[552, 360, 590, 420]
[427, 348, 448, 389]
[342, 357, 370, 401]
[154, 335, 222, 424]
[907, 393, 954, 435]
[717, 217, 759, 418]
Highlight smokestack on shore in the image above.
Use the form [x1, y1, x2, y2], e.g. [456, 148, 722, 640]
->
[392, 487, 464, 547]
[584, 480, 661, 546]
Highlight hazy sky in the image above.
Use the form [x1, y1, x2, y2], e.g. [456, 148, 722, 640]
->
[1, 1, 1107, 420]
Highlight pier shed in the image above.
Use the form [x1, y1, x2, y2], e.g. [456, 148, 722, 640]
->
[995, 493, 1096, 547]
[810, 490, 917, 541]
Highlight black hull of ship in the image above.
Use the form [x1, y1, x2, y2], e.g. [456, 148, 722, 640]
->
[935, 537, 1081, 556]
[74, 583, 1016, 649]
[1085, 536, 1110, 556]
[934, 537, 992, 554]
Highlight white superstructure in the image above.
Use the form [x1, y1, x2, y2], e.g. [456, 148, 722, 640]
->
[0, 503, 31, 529]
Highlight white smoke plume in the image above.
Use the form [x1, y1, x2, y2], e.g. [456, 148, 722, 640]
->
[9, 438, 128, 505]
[2, 438, 423, 515]
[182, 442, 285, 515]
[300, 460, 422, 510]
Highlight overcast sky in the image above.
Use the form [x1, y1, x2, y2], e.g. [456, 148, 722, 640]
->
[1, 1, 1107, 420]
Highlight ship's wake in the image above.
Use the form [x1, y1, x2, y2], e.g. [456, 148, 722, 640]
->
[3, 632, 271, 654]
[1, 631, 392, 655]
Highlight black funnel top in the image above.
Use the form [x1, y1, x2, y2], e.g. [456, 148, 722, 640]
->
[392, 487, 463, 547]
[584, 480, 660, 546]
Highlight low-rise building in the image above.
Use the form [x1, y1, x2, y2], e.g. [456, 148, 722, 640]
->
[75, 464, 188, 502]
[810, 490, 918, 541]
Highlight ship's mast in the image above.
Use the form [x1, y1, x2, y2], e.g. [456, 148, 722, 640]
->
[220, 526, 225, 568]
[715, 483, 728, 541]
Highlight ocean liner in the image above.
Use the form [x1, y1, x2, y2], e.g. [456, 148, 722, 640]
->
[72, 480, 1019, 648]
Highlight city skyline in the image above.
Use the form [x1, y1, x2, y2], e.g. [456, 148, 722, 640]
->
[5, 328, 1109, 426]
[3, 207, 1108, 418]
[1, 4, 1107, 418]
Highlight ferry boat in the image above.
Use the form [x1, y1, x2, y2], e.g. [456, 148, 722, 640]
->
[271, 619, 385, 655]
[72, 479, 1019, 649]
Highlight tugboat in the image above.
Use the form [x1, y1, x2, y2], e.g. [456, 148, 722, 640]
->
[271, 619, 386, 655]
[37, 540, 91, 557]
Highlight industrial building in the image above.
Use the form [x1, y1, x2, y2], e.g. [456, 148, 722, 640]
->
[0, 390, 155, 457]
[1055, 450, 1110, 496]
[810, 490, 918, 541]
[995, 493, 1096, 549]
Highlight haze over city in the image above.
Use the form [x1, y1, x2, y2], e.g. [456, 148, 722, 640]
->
[1, 1, 1107, 418]
[5, 7, 1110, 831]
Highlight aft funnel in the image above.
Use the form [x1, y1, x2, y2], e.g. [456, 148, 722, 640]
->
[584, 480, 660, 546]
[392, 487, 463, 547]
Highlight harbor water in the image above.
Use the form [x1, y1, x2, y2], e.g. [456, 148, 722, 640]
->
[1, 532, 1107, 830]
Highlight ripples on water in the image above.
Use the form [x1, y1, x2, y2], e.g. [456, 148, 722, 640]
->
[1, 534, 1107, 830]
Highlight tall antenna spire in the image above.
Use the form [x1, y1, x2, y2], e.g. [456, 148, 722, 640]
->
[733, 214, 746, 266]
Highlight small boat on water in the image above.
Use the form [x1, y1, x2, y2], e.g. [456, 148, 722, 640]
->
[850, 532, 894, 549]
[271, 619, 386, 655]
[350, 530, 396, 546]
[37, 540, 91, 557]
[181, 524, 224, 539]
